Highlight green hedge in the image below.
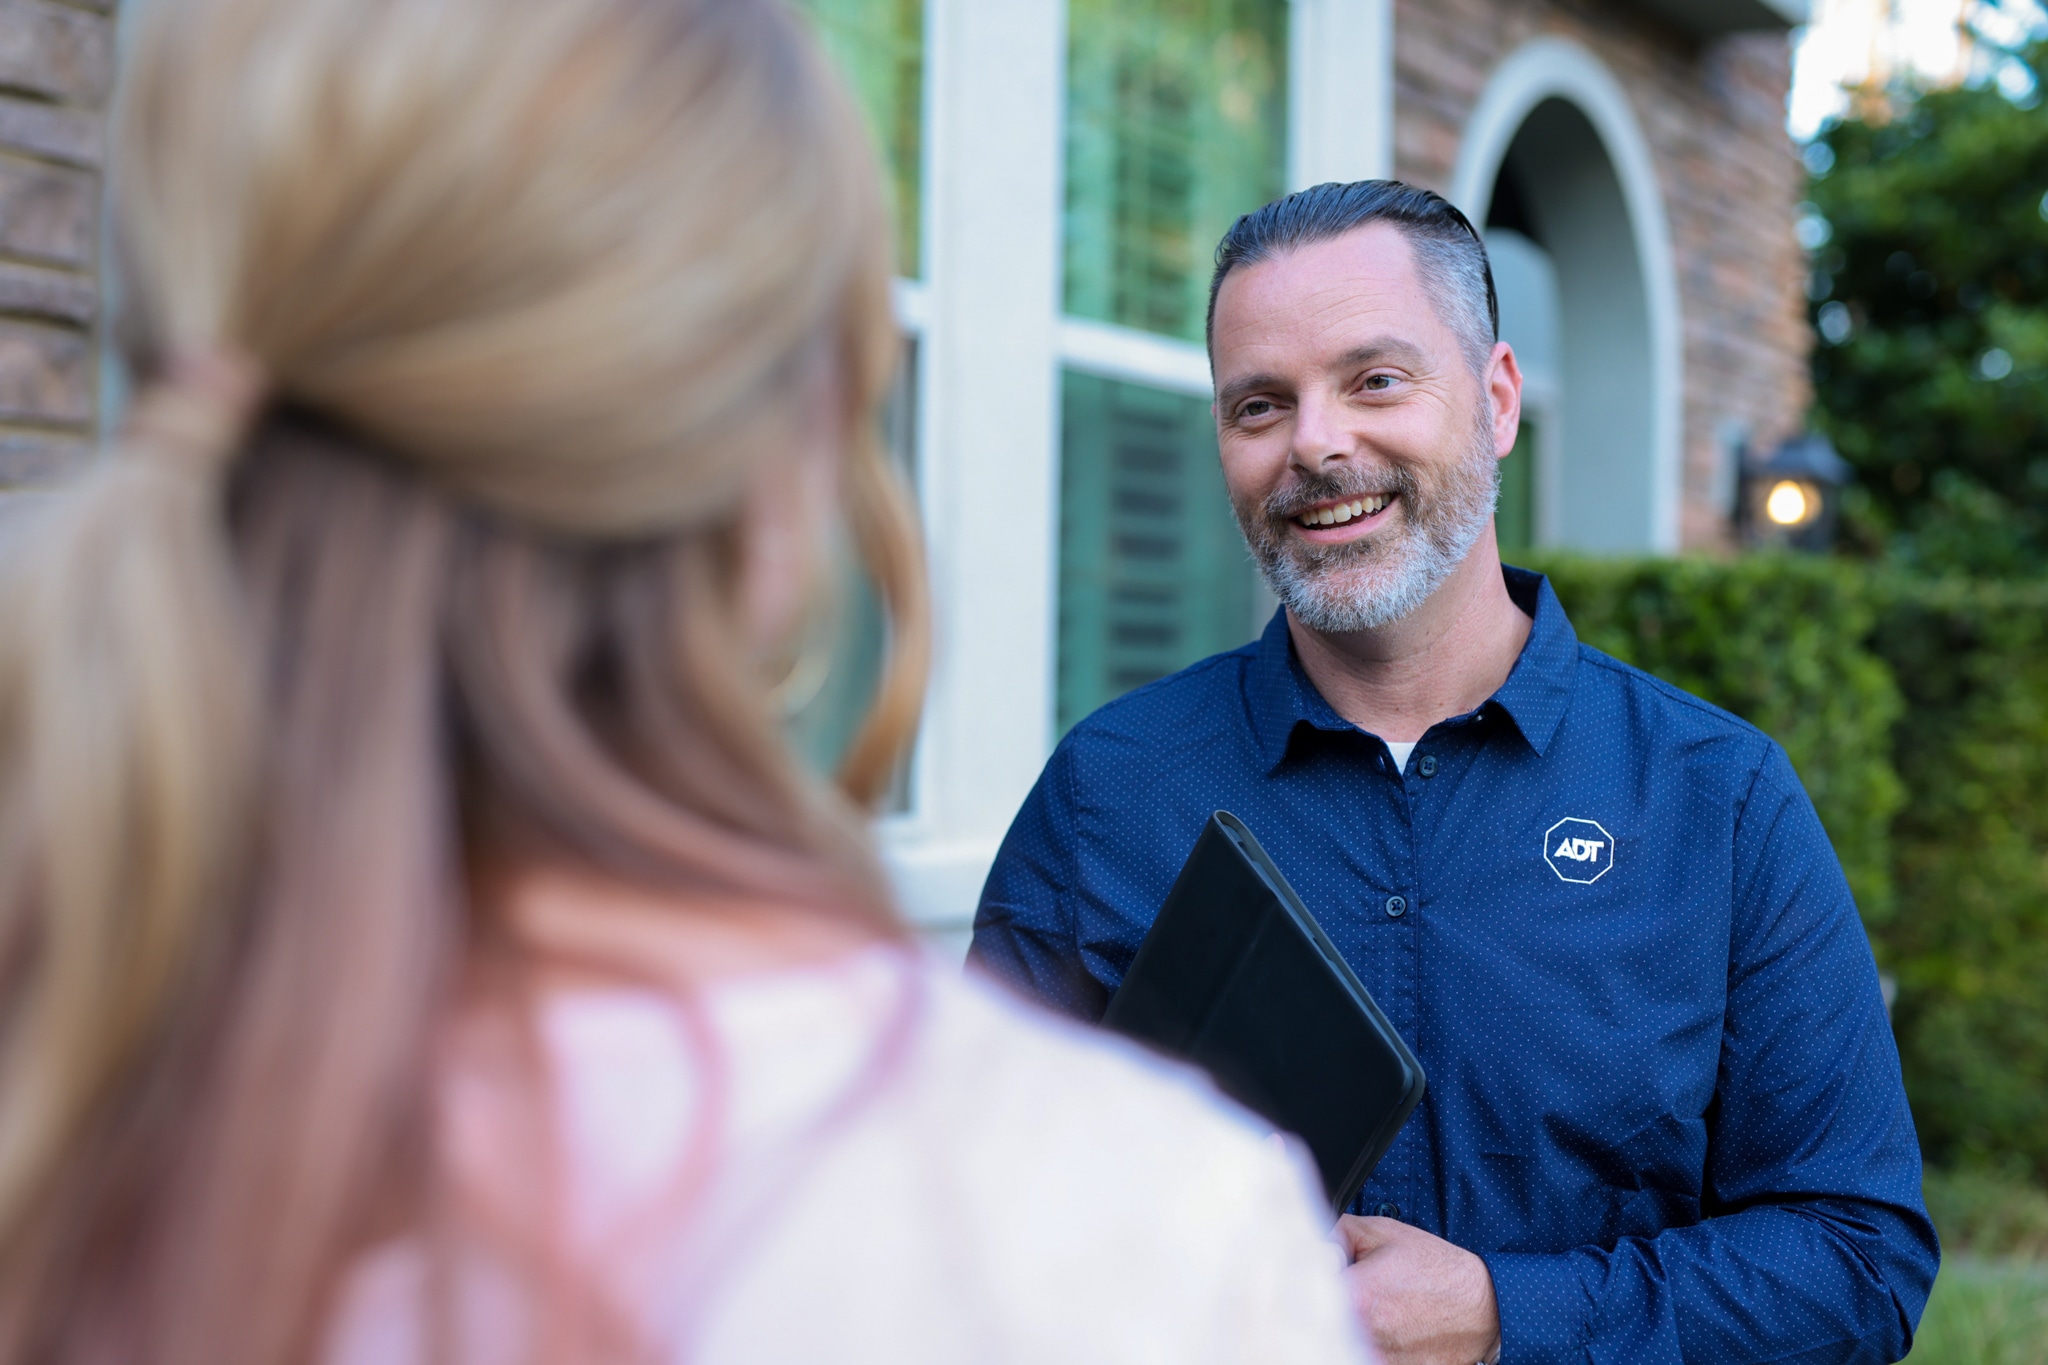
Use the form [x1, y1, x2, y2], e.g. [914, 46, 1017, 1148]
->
[1528, 556, 2048, 1185]
[1871, 580, 2048, 1181]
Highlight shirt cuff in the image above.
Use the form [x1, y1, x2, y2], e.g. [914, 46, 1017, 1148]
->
[1480, 1250, 1589, 1365]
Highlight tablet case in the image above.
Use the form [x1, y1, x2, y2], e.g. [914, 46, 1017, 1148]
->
[1101, 810, 1426, 1213]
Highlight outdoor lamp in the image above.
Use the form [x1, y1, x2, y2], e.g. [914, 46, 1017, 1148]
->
[1740, 433, 1851, 552]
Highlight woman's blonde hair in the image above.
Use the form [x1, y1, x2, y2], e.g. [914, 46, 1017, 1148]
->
[0, 0, 926, 1358]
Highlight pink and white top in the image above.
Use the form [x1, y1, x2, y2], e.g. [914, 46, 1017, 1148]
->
[324, 947, 1371, 1365]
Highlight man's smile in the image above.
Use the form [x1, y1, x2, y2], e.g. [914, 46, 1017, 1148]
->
[1291, 492, 1399, 543]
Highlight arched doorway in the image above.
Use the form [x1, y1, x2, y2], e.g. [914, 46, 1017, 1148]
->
[1451, 40, 1681, 554]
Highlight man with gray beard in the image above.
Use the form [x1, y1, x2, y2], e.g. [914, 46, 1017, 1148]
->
[969, 182, 1935, 1365]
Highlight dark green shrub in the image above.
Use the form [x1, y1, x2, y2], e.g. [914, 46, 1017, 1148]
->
[1527, 557, 2048, 1185]
[1868, 579, 2048, 1183]
[1530, 554, 1904, 919]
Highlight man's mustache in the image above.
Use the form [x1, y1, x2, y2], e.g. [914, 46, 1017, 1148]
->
[1261, 466, 1422, 523]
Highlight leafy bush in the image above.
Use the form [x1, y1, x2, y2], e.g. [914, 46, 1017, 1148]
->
[1870, 580, 2048, 1182]
[1531, 556, 2048, 1185]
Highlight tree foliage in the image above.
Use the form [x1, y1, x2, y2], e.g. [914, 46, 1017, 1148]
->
[1807, 46, 2048, 577]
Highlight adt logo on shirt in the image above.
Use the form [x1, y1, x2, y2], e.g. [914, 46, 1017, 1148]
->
[1544, 817, 1615, 884]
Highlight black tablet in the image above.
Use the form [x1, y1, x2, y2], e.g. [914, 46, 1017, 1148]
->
[1101, 810, 1426, 1213]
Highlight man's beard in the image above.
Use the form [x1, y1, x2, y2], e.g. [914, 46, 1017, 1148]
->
[1233, 409, 1500, 634]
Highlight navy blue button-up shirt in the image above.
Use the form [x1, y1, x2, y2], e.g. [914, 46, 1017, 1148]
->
[970, 568, 1938, 1365]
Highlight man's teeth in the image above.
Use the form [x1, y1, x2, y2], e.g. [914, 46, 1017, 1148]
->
[1300, 495, 1388, 527]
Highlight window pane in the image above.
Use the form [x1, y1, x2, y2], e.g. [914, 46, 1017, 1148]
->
[1063, 0, 1287, 343]
[787, 338, 919, 810]
[1058, 370, 1262, 734]
[790, 0, 924, 277]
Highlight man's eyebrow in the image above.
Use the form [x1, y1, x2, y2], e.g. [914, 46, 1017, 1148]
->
[1332, 338, 1428, 370]
[1215, 371, 1283, 411]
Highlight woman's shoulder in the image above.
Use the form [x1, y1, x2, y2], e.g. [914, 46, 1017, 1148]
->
[878, 955, 1368, 1361]
[916, 955, 1273, 1142]
[908, 957, 1315, 1210]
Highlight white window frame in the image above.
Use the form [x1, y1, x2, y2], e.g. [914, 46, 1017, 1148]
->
[879, 0, 1392, 954]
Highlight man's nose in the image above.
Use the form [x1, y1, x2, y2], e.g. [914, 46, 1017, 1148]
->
[1289, 388, 1353, 473]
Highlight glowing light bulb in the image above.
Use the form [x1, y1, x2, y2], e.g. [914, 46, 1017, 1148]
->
[1765, 480, 1810, 527]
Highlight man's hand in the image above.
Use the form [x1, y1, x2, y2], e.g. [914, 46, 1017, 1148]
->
[1336, 1214, 1501, 1365]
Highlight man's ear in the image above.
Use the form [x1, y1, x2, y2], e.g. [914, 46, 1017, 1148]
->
[1486, 341, 1524, 459]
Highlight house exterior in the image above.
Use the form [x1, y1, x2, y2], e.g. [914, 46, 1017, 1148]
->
[1396, 0, 1813, 555]
[784, 0, 1813, 944]
[0, 0, 1813, 944]
[0, 0, 115, 482]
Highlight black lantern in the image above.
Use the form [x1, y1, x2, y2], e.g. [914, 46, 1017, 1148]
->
[1739, 433, 1851, 552]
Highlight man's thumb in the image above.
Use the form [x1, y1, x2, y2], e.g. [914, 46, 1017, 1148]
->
[1333, 1213, 1386, 1262]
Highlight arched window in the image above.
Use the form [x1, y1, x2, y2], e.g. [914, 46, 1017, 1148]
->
[1453, 39, 1682, 554]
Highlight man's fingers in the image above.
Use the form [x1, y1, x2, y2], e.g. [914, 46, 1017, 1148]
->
[1334, 1212, 1397, 1260]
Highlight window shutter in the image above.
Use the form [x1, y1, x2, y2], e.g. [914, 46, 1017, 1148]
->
[1058, 371, 1260, 734]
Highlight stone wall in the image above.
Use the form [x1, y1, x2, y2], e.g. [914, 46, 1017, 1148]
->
[1394, 0, 1810, 552]
[0, 0, 113, 486]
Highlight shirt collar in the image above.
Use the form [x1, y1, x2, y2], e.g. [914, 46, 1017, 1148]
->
[1490, 565, 1578, 755]
[1246, 564, 1579, 772]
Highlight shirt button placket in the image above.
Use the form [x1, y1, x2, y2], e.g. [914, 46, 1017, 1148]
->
[1383, 755, 1421, 1225]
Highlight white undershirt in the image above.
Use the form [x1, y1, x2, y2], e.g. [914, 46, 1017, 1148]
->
[1385, 740, 1417, 773]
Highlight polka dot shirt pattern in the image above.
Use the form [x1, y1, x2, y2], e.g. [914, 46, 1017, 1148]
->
[969, 569, 1939, 1365]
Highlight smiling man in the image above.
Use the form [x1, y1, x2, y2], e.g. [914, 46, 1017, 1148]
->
[969, 182, 1938, 1365]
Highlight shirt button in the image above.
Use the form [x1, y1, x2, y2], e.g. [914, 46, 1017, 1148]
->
[1373, 1201, 1403, 1220]
[1385, 895, 1407, 918]
[1417, 754, 1438, 778]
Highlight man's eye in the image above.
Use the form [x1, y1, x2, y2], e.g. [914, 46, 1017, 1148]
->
[1239, 400, 1275, 419]
[1362, 374, 1396, 392]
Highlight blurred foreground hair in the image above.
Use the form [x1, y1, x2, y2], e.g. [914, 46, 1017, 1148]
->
[0, 0, 925, 1359]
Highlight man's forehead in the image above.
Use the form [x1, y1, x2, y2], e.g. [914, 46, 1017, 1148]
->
[1211, 222, 1444, 367]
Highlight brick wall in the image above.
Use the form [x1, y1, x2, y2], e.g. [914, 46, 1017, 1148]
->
[0, 0, 113, 486]
[1394, 0, 1810, 552]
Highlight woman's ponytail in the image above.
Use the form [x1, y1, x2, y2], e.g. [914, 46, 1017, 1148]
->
[0, 351, 265, 1243]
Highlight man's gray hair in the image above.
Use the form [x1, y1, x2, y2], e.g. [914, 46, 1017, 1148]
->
[1206, 180, 1500, 375]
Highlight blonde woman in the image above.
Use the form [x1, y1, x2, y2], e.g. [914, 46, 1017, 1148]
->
[0, 0, 1366, 1361]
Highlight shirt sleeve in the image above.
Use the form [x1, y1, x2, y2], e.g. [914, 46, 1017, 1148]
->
[1480, 743, 1940, 1365]
[966, 740, 1110, 1021]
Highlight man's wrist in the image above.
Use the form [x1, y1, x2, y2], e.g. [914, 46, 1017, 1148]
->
[1466, 1247, 1501, 1365]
